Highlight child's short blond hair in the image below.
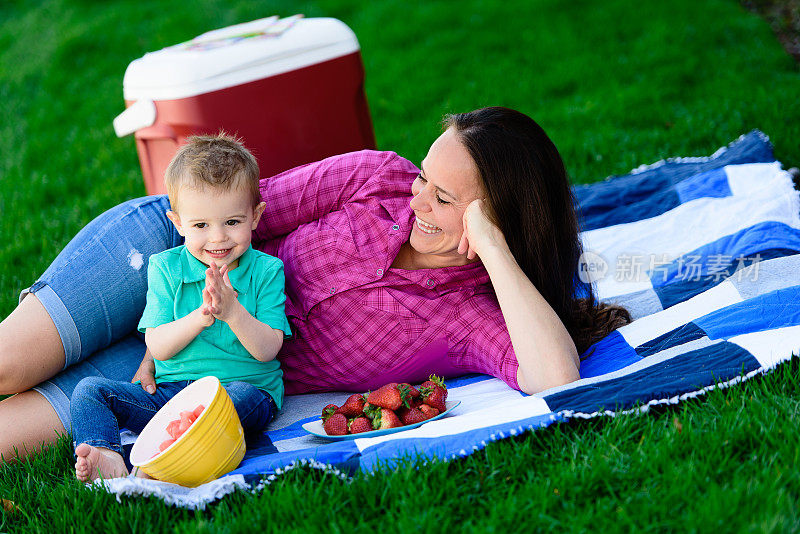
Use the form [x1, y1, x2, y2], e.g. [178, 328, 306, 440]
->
[164, 133, 260, 211]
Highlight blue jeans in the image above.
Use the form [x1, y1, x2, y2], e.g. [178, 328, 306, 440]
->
[21, 195, 184, 430]
[70, 377, 277, 456]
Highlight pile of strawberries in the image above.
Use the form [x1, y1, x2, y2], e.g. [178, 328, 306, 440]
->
[321, 375, 448, 436]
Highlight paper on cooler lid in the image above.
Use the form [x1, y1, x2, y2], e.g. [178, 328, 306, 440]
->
[122, 16, 360, 101]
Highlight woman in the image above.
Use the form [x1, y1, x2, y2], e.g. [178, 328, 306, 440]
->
[0, 107, 629, 461]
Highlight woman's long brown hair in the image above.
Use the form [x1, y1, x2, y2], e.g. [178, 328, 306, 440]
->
[447, 107, 630, 356]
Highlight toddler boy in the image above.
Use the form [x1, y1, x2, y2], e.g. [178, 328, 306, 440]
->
[70, 134, 291, 482]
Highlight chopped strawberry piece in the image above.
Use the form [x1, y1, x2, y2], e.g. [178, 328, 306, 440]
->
[178, 412, 193, 434]
[166, 419, 181, 440]
[160, 404, 207, 451]
[180, 410, 197, 424]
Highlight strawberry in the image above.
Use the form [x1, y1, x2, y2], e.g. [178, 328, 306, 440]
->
[397, 406, 427, 425]
[192, 404, 206, 419]
[420, 374, 447, 412]
[422, 388, 447, 412]
[321, 404, 339, 421]
[366, 383, 403, 410]
[399, 383, 420, 398]
[336, 394, 367, 417]
[420, 374, 447, 393]
[371, 408, 403, 430]
[419, 404, 440, 420]
[348, 416, 373, 434]
[323, 413, 348, 436]
[166, 419, 182, 440]
[363, 402, 380, 420]
[177, 412, 194, 434]
[363, 403, 392, 429]
[397, 383, 420, 408]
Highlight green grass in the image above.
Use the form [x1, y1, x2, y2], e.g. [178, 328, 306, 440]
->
[1, 0, 799, 531]
[2, 363, 800, 532]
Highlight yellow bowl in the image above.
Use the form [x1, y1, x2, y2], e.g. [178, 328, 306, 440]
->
[129, 376, 245, 487]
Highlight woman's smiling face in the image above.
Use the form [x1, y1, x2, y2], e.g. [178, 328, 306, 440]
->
[408, 127, 484, 267]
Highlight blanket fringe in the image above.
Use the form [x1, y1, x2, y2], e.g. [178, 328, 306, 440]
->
[625, 130, 771, 177]
[92, 458, 350, 510]
[92, 474, 251, 511]
[558, 354, 792, 420]
[264, 458, 349, 484]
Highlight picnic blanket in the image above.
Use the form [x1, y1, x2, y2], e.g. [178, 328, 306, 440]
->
[98, 130, 800, 509]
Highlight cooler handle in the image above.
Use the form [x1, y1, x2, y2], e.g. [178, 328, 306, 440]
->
[113, 99, 156, 137]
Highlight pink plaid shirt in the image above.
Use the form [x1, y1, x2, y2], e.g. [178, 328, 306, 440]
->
[254, 150, 519, 394]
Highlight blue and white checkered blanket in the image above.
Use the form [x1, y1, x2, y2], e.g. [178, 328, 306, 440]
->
[100, 130, 800, 508]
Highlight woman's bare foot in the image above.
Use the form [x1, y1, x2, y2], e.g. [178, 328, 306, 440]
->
[74, 443, 129, 482]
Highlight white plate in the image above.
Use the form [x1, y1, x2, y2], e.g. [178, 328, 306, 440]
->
[302, 400, 461, 440]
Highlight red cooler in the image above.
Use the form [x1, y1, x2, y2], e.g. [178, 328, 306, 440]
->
[113, 15, 376, 195]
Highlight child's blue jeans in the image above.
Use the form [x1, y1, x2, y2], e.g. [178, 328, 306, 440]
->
[70, 376, 277, 456]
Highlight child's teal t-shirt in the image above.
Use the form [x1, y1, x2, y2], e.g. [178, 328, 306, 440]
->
[137, 245, 293, 409]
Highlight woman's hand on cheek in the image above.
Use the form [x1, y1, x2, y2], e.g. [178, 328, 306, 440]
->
[458, 199, 507, 260]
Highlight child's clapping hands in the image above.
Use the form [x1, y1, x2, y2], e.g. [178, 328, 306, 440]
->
[199, 263, 241, 325]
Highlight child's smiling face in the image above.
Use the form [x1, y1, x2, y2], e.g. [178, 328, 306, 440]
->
[166, 184, 266, 270]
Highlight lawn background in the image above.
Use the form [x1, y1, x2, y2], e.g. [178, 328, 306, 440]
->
[1, 0, 800, 532]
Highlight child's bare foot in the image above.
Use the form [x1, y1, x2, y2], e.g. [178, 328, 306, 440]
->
[74, 443, 129, 482]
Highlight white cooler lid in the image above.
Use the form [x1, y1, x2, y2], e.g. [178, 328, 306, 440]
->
[122, 16, 360, 101]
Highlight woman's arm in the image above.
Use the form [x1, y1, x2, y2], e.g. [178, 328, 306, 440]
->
[477, 245, 580, 393]
[254, 151, 418, 241]
[132, 350, 157, 393]
[459, 200, 580, 394]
